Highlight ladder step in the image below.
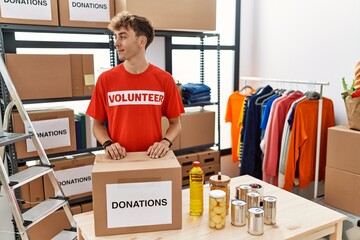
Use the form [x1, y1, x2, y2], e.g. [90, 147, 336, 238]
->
[0, 131, 33, 147]
[22, 198, 68, 229]
[51, 229, 77, 240]
[9, 165, 53, 189]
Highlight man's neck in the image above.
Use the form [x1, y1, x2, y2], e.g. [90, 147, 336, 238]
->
[123, 59, 149, 74]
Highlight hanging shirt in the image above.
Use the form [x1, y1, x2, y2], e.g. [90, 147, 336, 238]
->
[262, 92, 304, 184]
[225, 91, 248, 162]
[86, 63, 185, 152]
[283, 98, 335, 191]
[240, 85, 273, 179]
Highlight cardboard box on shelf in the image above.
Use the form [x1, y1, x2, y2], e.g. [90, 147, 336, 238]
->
[43, 153, 95, 201]
[58, 0, 115, 28]
[5, 54, 73, 100]
[324, 166, 360, 216]
[18, 165, 31, 209]
[29, 176, 45, 208]
[81, 201, 93, 213]
[327, 125, 360, 175]
[12, 108, 77, 159]
[0, 0, 59, 26]
[27, 205, 81, 239]
[182, 163, 220, 186]
[161, 116, 180, 150]
[115, 0, 216, 31]
[198, 149, 220, 167]
[70, 54, 95, 97]
[92, 151, 182, 236]
[180, 110, 215, 149]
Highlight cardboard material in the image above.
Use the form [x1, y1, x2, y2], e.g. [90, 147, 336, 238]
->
[28, 205, 81, 239]
[327, 125, 360, 174]
[70, 54, 95, 97]
[29, 176, 44, 208]
[5, 54, 73, 100]
[198, 149, 220, 167]
[81, 201, 93, 213]
[44, 153, 95, 201]
[92, 151, 182, 236]
[115, 0, 216, 31]
[161, 116, 180, 150]
[180, 110, 215, 149]
[324, 167, 360, 216]
[12, 108, 76, 159]
[0, 0, 59, 26]
[58, 0, 115, 28]
[18, 165, 31, 209]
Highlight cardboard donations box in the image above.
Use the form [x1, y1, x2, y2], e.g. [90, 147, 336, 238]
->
[12, 108, 76, 159]
[92, 151, 182, 236]
[0, 0, 59, 26]
[43, 153, 95, 201]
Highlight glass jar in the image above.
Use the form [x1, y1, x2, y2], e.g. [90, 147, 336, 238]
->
[209, 190, 226, 230]
[209, 172, 230, 215]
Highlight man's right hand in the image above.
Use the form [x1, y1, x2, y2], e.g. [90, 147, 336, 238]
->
[105, 142, 126, 160]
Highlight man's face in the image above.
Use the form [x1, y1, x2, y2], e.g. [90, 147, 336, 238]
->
[113, 27, 144, 62]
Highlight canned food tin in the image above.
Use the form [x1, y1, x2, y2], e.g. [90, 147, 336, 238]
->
[209, 190, 226, 230]
[263, 196, 277, 225]
[231, 199, 246, 227]
[246, 191, 260, 208]
[237, 184, 252, 201]
[247, 207, 264, 236]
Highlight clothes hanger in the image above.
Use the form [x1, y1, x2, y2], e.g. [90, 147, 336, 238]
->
[239, 85, 254, 94]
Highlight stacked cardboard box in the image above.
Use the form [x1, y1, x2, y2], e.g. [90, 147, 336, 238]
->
[12, 108, 77, 159]
[177, 149, 220, 186]
[324, 125, 360, 215]
[5, 54, 95, 100]
[0, 0, 59, 26]
[115, 0, 216, 31]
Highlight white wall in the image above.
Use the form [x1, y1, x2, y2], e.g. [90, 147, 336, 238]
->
[240, 0, 360, 124]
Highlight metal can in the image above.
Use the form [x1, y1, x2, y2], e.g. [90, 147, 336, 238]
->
[263, 196, 277, 225]
[231, 199, 246, 227]
[237, 184, 252, 201]
[209, 172, 231, 215]
[246, 191, 260, 218]
[209, 190, 226, 230]
[247, 207, 264, 236]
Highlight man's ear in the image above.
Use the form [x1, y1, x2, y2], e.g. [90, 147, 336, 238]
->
[138, 35, 147, 48]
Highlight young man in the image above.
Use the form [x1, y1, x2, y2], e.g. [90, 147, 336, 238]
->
[86, 11, 184, 159]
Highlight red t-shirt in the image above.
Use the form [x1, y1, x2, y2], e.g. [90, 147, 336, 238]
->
[86, 63, 184, 152]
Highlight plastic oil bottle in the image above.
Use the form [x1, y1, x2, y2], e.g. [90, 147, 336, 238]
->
[189, 161, 204, 216]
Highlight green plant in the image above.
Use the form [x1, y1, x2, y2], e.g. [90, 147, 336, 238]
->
[341, 77, 355, 99]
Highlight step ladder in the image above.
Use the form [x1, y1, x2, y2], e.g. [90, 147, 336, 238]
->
[0, 56, 77, 240]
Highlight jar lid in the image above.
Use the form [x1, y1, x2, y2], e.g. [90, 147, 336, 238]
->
[209, 172, 230, 184]
[209, 189, 226, 198]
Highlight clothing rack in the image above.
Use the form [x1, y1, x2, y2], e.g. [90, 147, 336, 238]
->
[239, 76, 330, 199]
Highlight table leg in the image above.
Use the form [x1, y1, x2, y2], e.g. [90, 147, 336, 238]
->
[329, 222, 343, 240]
[77, 226, 85, 240]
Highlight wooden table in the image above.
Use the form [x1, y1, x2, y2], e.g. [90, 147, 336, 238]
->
[74, 175, 347, 240]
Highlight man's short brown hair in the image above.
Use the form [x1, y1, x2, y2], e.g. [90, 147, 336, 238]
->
[108, 11, 155, 49]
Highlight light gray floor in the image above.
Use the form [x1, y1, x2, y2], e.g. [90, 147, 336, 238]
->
[313, 197, 360, 240]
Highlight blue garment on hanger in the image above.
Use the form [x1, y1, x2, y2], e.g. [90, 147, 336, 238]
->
[240, 85, 273, 179]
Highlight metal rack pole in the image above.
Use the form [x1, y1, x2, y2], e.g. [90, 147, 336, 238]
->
[239, 76, 329, 198]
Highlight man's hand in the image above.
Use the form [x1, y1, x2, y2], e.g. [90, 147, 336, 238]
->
[147, 139, 170, 158]
[105, 142, 126, 160]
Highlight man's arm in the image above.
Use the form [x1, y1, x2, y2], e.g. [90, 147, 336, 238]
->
[92, 118, 126, 159]
[147, 116, 182, 158]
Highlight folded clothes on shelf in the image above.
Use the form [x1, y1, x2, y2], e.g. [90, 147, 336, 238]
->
[181, 83, 211, 104]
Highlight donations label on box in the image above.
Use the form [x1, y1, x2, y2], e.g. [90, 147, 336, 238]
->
[106, 181, 172, 228]
[26, 118, 71, 152]
[55, 165, 93, 196]
[68, 0, 110, 22]
[0, 0, 52, 20]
